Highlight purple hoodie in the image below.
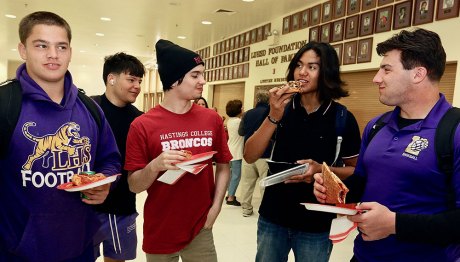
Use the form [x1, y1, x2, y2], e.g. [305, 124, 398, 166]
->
[0, 64, 121, 261]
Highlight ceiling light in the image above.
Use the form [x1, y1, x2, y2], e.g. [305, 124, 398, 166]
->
[5, 14, 16, 18]
[11, 48, 17, 51]
[95, 33, 104, 37]
[202, 20, 212, 25]
[80, 50, 86, 53]
[177, 36, 186, 39]
[242, 0, 255, 2]
[100, 17, 111, 21]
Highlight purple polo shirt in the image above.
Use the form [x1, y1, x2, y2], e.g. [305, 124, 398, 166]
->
[353, 94, 460, 261]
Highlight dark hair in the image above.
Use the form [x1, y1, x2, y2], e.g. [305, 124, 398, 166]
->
[376, 28, 446, 82]
[226, 99, 243, 117]
[255, 90, 269, 104]
[286, 41, 348, 102]
[103, 52, 145, 85]
[194, 97, 209, 108]
[19, 11, 72, 44]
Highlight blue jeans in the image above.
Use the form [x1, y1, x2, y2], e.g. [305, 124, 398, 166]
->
[227, 159, 242, 196]
[256, 216, 332, 262]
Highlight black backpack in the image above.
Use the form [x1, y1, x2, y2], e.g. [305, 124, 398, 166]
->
[0, 79, 102, 158]
[366, 108, 460, 208]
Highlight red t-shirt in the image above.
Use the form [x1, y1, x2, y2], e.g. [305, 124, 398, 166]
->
[125, 104, 232, 253]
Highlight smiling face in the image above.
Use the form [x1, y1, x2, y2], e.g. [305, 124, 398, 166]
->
[373, 49, 413, 107]
[175, 64, 206, 100]
[18, 24, 71, 87]
[293, 50, 320, 95]
[109, 72, 142, 105]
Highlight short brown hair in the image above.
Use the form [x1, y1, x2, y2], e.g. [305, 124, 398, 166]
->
[19, 11, 72, 44]
[226, 100, 243, 117]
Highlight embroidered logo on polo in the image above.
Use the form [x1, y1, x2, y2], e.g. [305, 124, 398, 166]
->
[402, 135, 428, 160]
[20, 121, 92, 188]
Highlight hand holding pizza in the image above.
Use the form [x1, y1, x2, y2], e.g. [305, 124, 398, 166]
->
[267, 81, 303, 121]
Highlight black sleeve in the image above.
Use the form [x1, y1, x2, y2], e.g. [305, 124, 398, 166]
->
[238, 114, 245, 136]
[396, 209, 460, 245]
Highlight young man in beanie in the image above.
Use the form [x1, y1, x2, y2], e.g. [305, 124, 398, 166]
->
[125, 39, 231, 261]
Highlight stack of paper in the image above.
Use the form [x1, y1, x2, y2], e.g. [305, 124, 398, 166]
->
[157, 151, 217, 185]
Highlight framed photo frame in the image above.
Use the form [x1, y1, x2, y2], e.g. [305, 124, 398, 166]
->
[225, 39, 230, 52]
[362, 0, 377, 11]
[378, 0, 394, 6]
[310, 4, 322, 26]
[233, 51, 239, 64]
[309, 26, 320, 42]
[251, 29, 257, 44]
[257, 26, 264, 42]
[393, 1, 412, 29]
[360, 11, 375, 36]
[345, 15, 359, 39]
[300, 9, 310, 28]
[375, 6, 393, 33]
[230, 38, 234, 50]
[282, 16, 291, 34]
[238, 65, 243, 78]
[357, 37, 373, 63]
[332, 43, 343, 65]
[413, 0, 434, 25]
[320, 23, 331, 43]
[333, 0, 346, 19]
[264, 24, 271, 39]
[436, 0, 459, 21]
[343, 41, 357, 65]
[322, 1, 333, 22]
[291, 12, 301, 31]
[244, 47, 250, 61]
[239, 34, 245, 47]
[243, 63, 249, 78]
[234, 36, 239, 49]
[245, 31, 251, 45]
[332, 19, 344, 42]
[347, 0, 361, 15]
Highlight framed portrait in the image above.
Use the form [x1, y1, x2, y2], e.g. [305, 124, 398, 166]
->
[228, 52, 233, 65]
[357, 37, 373, 63]
[413, 0, 434, 25]
[264, 24, 271, 39]
[223, 67, 228, 80]
[343, 41, 357, 65]
[393, 1, 412, 29]
[345, 15, 359, 39]
[233, 51, 239, 64]
[309, 26, 320, 42]
[230, 38, 234, 50]
[378, 0, 394, 6]
[244, 47, 250, 61]
[310, 4, 322, 26]
[332, 43, 343, 65]
[228, 66, 233, 80]
[436, 0, 459, 21]
[243, 63, 249, 78]
[238, 65, 243, 78]
[375, 6, 393, 33]
[320, 23, 331, 43]
[224, 53, 229, 66]
[300, 9, 310, 28]
[234, 36, 239, 49]
[291, 12, 301, 31]
[360, 11, 375, 36]
[332, 19, 344, 42]
[245, 31, 251, 45]
[282, 16, 291, 34]
[322, 1, 333, 22]
[362, 0, 377, 11]
[233, 66, 238, 79]
[333, 0, 346, 19]
[215, 43, 220, 55]
[251, 29, 257, 44]
[257, 26, 264, 42]
[225, 39, 230, 52]
[347, 0, 361, 15]
[239, 34, 245, 47]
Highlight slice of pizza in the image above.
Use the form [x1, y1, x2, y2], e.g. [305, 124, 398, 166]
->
[322, 162, 349, 204]
[284, 80, 303, 94]
[72, 172, 106, 186]
[181, 150, 193, 160]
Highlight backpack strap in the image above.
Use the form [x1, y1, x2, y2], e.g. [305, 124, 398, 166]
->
[332, 103, 347, 166]
[366, 111, 392, 147]
[77, 89, 102, 130]
[0, 80, 22, 158]
[435, 107, 460, 209]
[90, 95, 102, 106]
